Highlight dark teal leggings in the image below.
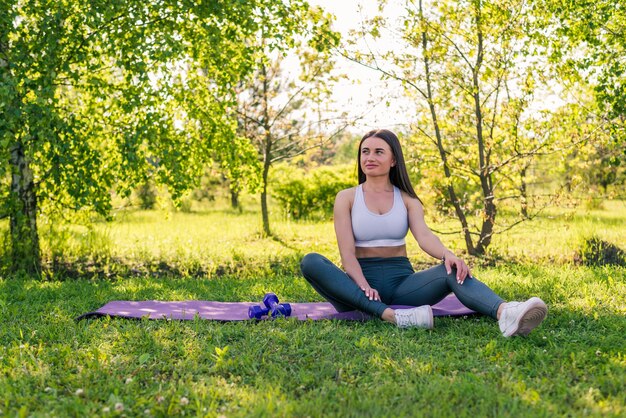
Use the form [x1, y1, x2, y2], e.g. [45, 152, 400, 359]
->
[300, 253, 504, 319]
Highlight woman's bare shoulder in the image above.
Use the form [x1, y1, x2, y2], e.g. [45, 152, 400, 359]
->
[335, 186, 357, 207]
[400, 190, 424, 211]
[336, 186, 357, 199]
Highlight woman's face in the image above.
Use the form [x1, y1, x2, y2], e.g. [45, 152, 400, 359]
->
[360, 136, 396, 178]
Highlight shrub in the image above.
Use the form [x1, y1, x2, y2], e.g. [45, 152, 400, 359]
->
[135, 181, 158, 209]
[574, 236, 626, 266]
[273, 177, 310, 219]
[272, 164, 355, 220]
[583, 196, 605, 210]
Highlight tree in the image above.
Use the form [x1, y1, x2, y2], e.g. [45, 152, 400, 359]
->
[522, 0, 626, 202]
[536, 0, 625, 175]
[232, 9, 342, 236]
[538, 0, 626, 120]
[347, 0, 558, 255]
[536, 0, 626, 202]
[543, 94, 625, 200]
[0, 0, 319, 274]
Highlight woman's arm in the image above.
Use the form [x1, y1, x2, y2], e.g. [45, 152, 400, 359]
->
[405, 195, 471, 283]
[334, 188, 380, 300]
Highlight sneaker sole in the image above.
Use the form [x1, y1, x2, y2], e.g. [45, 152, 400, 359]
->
[425, 305, 434, 329]
[505, 298, 548, 337]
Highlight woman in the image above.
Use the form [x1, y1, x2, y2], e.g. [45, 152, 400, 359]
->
[300, 129, 547, 336]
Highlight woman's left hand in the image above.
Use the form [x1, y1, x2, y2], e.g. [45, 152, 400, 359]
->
[360, 285, 381, 301]
[444, 252, 471, 285]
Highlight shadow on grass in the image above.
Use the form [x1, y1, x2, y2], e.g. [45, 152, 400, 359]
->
[2, 257, 623, 332]
[0, 252, 318, 323]
[1, 261, 623, 316]
[31, 250, 306, 283]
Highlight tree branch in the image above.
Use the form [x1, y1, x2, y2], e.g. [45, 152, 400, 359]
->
[270, 81, 310, 127]
[490, 125, 601, 175]
[431, 24, 475, 71]
[339, 49, 430, 100]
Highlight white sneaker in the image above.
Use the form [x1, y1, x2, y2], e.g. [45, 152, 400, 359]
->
[499, 297, 548, 337]
[394, 306, 434, 329]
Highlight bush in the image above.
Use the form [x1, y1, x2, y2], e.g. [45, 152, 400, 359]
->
[583, 196, 605, 210]
[273, 177, 309, 219]
[135, 181, 158, 210]
[574, 236, 626, 266]
[272, 164, 355, 220]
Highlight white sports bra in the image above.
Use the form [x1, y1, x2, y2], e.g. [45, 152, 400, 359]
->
[351, 184, 408, 247]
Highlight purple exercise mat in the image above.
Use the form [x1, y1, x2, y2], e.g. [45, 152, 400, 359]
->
[77, 294, 475, 321]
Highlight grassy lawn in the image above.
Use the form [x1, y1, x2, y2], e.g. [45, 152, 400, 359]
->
[0, 200, 625, 417]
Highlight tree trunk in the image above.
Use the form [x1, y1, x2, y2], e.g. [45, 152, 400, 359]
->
[419, 0, 475, 254]
[260, 60, 272, 237]
[472, 81, 496, 255]
[471, 0, 495, 256]
[520, 165, 528, 218]
[9, 140, 41, 274]
[260, 156, 271, 237]
[230, 187, 240, 212]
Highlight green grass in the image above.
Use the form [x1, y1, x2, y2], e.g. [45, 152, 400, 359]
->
[0, 199, 625, 417]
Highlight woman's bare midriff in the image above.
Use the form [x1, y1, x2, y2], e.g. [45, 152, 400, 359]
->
[355, 245, 407, 259]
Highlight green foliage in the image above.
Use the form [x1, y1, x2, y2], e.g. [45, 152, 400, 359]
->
[135, 182, 158, 210]
[536, 0, 626, 176]
[229, 5, 341, 235]
[331, 133, 361, 165]
[575, 236, 626, 267]
[271, 164, 355, 220]
[586, 148, 626, 194]
[349, 0, 564, 254]
[534, 98, 626, 200]
[0, 0, 324, 271]
[424, 168, 483, 217]
[538, 0, 626, 119]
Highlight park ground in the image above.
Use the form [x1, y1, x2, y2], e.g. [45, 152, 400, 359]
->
[0, 198, 625, 417]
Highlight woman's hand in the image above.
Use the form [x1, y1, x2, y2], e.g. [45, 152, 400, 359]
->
[444, 251, 471, 285]
[360, 285, 381, 301]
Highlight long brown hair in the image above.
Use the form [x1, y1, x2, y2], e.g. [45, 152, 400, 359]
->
[357, 129, 420, 200]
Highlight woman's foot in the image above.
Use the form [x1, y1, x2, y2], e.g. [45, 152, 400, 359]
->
[498, 297, 548, 337]
[394, 306, 434, 329]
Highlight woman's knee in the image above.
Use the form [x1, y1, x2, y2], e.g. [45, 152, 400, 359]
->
[300, 252, 325, 276]
[435, 263, 456, 280]
[439, 264, 466, 288]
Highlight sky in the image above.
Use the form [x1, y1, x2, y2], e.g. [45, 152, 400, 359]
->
[304, 0, 412, 132]
[299, 0, 566, 135]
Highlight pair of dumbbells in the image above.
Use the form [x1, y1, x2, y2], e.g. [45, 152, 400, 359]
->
[248, 293, 292, 319]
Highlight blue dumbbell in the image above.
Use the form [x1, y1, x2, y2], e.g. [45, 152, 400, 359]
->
[248, 293, 292, 319]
